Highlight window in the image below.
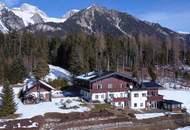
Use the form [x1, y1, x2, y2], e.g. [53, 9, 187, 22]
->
[120, 93, 123, 97]
[134, 103, 137, 107]
[101, 94, 104, 99]
[118, 102, 121, 105]
[108, 84, 113, 89]
[142, 93, 146, 97]
[97, 84, 103, 89]
[95, 95, 99, 99]
[120, 83, 123, 88]
[109, 94, 114, 98]
[140, 103, 143, 107]
[134, 93, 139, 97]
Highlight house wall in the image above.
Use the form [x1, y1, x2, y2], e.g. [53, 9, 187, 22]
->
[91, 77, 132, 93]
[91, 92, 107, 102]
[147, 89, 158, 96]
[81, 76, 133, 103]
[130, 90, 147, 109]
[24, 84, 52, 104]
[90, 91, 128, 102]
[146, 89, 163, 109]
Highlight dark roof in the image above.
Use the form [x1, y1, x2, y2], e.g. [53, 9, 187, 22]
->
[142, 82, 162, 89]
[163, 100, 183, 105]
[76, 71, 138, 83]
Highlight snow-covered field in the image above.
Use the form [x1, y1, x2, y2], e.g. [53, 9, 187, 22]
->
[175, 126, 190, 130]
[0, 87, 90, 119]
[159, 89, 190, 113]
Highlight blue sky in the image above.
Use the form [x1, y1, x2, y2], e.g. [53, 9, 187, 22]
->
[1, 0, 190, 32]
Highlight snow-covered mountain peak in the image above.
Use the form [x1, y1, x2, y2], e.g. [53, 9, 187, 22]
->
[20, 3, 38, 10]
[86, 4, 105, 10]
[86, 4, 99, 9]
[19, 3, 47, 17]
[0, 2, 7, 10]
[178, 31, 190, 35]
[62, 9, 79, 19]
[12, 3, 68, 26]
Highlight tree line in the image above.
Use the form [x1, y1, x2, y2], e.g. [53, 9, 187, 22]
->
[0, 31, 189, 84]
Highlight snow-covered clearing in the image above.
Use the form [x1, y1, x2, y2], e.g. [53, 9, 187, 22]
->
[0, 87, 90, 119]
[44, 64, 72, 82]
[176, 126, 190, 130]
[135, 113, 165, 119]
[159, 89, 190, 113]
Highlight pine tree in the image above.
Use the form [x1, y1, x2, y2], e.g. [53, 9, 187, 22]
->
[0, 80, 16, 117]
[8, 58, 26, 84]
[148, 66, 157, 82]
[33, 59, 49, 79]
[69, 44, 85, 75]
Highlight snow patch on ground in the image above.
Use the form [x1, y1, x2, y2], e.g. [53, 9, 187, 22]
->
[16, 95, 89, 119]
[176, 126, 190, 130]
[135, 113, 165, 119]
[0, 87, 89, 119]
[44, 64, 72, 82]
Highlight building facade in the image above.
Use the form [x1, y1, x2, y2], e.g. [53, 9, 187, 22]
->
[76, 71, 164, 109]
[20, 78, 55, 104]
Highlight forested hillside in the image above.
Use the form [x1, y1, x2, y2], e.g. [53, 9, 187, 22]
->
[0, 30, 190, 84]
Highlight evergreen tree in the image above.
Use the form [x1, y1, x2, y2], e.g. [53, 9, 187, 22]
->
[132, 66, 138, 79]
[0, 80, 16, 117]
[8, 58, 26, 84]
[68, 44, 85, 75]
[148, 66, 157, 82]
[33, 59, 49, 79]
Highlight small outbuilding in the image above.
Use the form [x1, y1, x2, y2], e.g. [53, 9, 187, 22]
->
[163, 100, 183, 112]
[20, 77, 55, 104]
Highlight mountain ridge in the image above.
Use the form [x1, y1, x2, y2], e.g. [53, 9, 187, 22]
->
[0, 2, 79, 32]
[0, 3, 189, 46]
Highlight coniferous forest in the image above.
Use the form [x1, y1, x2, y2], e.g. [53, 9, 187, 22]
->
[0, 31, 189, 84]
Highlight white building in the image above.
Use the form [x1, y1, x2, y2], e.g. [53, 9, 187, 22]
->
[130, 90, 147, 109]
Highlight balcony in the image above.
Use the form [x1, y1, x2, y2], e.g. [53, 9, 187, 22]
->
[147, 95, 163, 101]
[111, 97, 129, 102]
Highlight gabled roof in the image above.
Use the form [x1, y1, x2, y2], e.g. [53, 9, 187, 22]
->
[141, 82, 163, 89]
[39, 80, 55, 90]
[76, 71, 137, 83]
[22, 77, 55, 93]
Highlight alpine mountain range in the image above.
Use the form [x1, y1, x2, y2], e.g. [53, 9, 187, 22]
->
[0, 2, 189, 45]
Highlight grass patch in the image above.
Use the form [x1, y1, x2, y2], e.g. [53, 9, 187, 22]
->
[80, 103, 88, 107]
[91, 104, 112, 112]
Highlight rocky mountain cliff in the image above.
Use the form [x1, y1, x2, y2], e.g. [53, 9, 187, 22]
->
[26, 5, 189, 45]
